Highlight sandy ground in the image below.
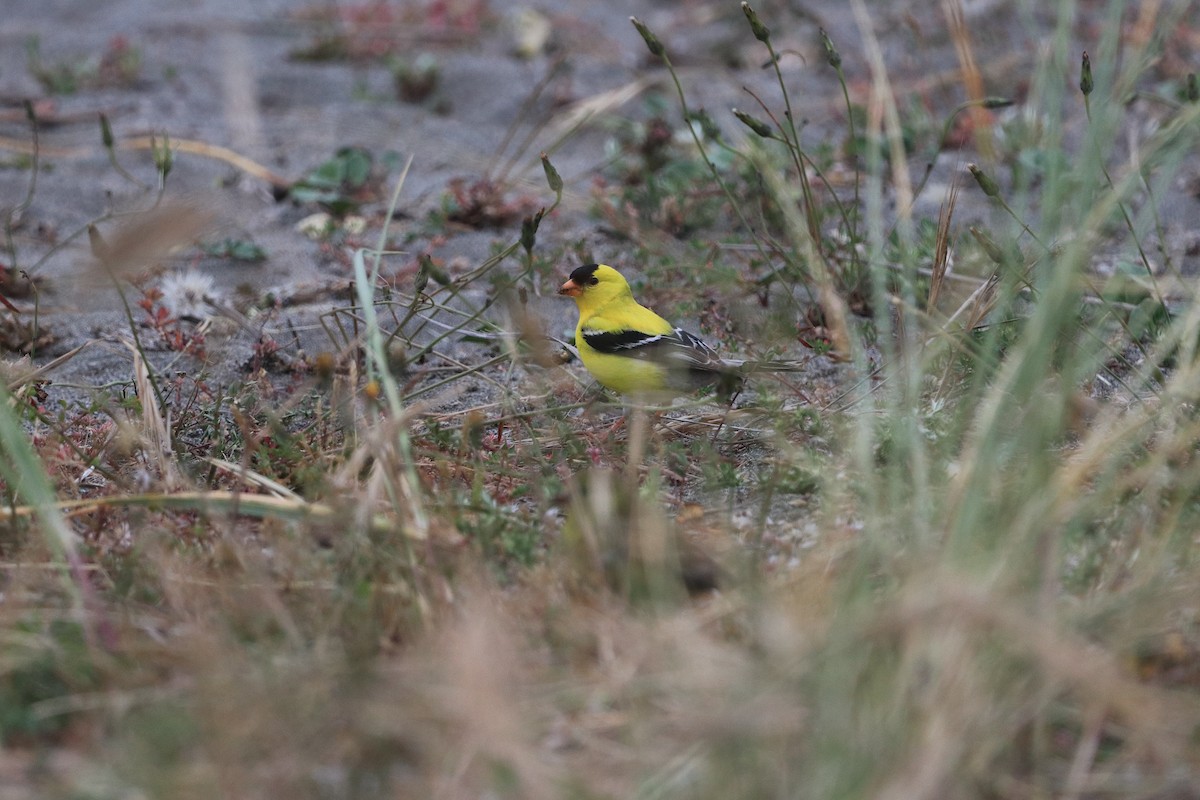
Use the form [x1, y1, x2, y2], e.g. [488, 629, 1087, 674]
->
[2, 0, 1198, 407]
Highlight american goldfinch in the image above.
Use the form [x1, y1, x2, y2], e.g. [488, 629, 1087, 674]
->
[557, 263, 801, 398]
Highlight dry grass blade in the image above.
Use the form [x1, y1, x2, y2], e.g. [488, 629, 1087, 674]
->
[545, 76, 655, 143]
[0, 135, 291, 188]
[1061, 705, 1106, 800]
[0, 490, 422, 538]
[89, 202, 215, 280]
[755, 152, 854, 360]
[886, 582, 1191, 742]
[941, 0, 994, 158]
[123, 338, 174, 485]
[962, 273, 1000, 332]
[852, 0, 914, 231]
[927, 176, 959, 311]
[202, 456, 303, 500]
[436, 596, 556, 799]
[120, 136, 292, 189]
[0, 341, 91, 392]
[503, 293, 564, 369]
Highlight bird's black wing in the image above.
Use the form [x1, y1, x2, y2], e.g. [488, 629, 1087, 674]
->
[581, 326, 727, 372]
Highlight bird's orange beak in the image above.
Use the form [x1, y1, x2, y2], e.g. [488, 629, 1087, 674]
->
[558, 278, 582, 297]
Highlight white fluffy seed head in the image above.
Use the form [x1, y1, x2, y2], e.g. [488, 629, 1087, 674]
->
[159, 270, 218, 320]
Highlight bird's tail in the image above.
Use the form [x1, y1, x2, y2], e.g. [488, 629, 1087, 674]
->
[726, 358, 807, 375]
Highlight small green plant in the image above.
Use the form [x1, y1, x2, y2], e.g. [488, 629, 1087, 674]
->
[439, 176, 542, 229]
[289, 146, 385, 215]
[774, 461, 820, 495]
[202, 237, 267, 262]
[592, 103, 734, 238]
[26, 35, 141, 95]
[392, 53, 440, 103]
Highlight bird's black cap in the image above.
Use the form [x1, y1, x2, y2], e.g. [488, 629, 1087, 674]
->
[568, 264, 601, 286]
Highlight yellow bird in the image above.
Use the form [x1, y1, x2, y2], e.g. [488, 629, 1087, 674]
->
[557, 263, 801, 399]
